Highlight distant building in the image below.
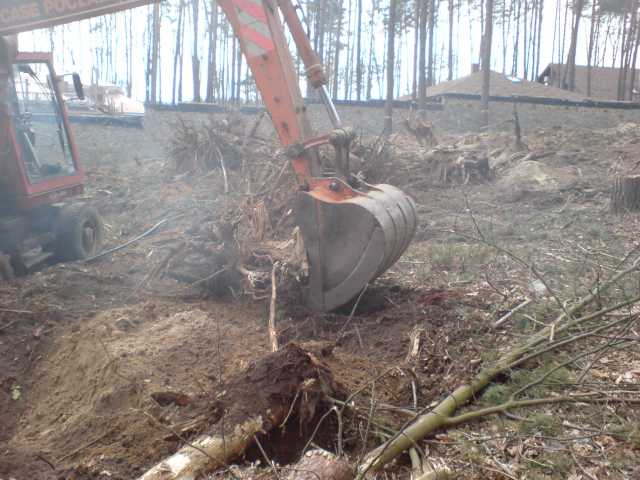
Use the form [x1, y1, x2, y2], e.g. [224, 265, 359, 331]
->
[537, 64, 640, 101]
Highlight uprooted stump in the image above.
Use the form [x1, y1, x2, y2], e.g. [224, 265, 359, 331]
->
[138, 344, 344, 480]
[611, 175, 640, 213]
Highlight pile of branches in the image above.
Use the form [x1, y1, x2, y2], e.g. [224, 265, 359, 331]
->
[152, 114, 304, 301]
[167, 116, 247, 174]
[350, 131, 495, 191]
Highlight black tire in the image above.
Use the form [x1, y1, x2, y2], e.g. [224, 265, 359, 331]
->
[55, 205, 104, 261]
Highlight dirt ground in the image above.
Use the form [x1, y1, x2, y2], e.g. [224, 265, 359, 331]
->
[1, 110, 639, 480]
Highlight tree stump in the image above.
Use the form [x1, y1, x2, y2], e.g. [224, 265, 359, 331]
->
[611, 175, 640, 213]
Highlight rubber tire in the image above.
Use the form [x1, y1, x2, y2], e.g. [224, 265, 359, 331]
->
[55, 205, 104, 261]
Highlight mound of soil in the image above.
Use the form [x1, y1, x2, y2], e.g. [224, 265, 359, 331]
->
[5, 301, 268, 478]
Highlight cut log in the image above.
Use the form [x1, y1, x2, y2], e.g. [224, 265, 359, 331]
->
[611, 175, 640, 213]
[138, 417, 264, 480]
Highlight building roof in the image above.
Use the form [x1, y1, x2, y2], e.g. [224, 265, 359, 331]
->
[537, 64, 639, 100]
[422, 70, 588, 101]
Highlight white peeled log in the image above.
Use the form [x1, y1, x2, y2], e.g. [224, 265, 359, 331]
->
[137, 416, 264, 480]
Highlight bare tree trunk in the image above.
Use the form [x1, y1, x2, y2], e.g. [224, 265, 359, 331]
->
[332, 2, 343, 98]
[343, 0, 353, 99]
[586, 0, 597, 97]
[417, 0, 427, 110]
[366, 3, 375, 100]
[206, 0, 218, 102]
[512, 0, 520, 76]
[412, 0, 419, 99]
[230, 35, 237, 101]
[447, 0, 454, 81]
[559, 0, 570, 85]
[522, 0, 529, 78]
[563, 0, 584, 91]
[552, 0, 560, 64]
[427, 0, 436, 86]
[356, 0, 363, 100]
[617, 12, 630, 100]
[126, 10, 133, 97]
[622, 1, 640, 100]
[178, 10, 185, 103]
[535, 0, 544, 78]
[481, 0, 494, 127]
[235, 41, 242, 101]
[629, 16, 640, 100]
[172, 0, 184, 105]
[384, 0, 397, 136]
[150, 2, 161, 104]
[192, 0, 202, 102]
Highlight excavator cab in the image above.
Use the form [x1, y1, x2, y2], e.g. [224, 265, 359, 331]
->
[10, 58, 80, 185]
[0, 42, 103, 277]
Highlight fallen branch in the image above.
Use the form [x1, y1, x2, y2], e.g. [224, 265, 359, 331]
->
[268, 263, 279, 352]
[57, 428, 117, 463]
[0, 318, 19, 331]
[138, 417, 262, 480]
[357, 259, 640, 477]
[0, 308, 33, 314]
[493, 298, 531, 329]
[84, 219, 169, 263]
[441, 394, 640, 428]
[215, 144, 229, 194]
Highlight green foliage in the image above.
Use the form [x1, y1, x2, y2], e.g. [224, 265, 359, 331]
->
[424, 243, 493, 272]
[519, 413, 563, 436]
[525, 451, 573, 477]
[481, 384, 510, 405]
[586, 224, 610, 241]
[510, 361, 573, 398]
[479, 347, 501, 364]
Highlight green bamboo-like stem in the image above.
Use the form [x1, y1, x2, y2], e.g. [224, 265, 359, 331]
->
[442, 395, 640, 428]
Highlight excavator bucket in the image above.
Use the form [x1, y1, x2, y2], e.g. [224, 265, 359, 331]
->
[297, 181, 417, 312]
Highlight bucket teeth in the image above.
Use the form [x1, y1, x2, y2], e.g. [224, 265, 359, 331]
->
[296, 183, 417, 312]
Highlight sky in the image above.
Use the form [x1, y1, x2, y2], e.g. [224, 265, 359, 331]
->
[16, 1, 617, 103]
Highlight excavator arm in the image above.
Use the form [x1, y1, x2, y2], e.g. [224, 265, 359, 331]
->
[218, 0, 417, 311]
[0, 0, 417, 311]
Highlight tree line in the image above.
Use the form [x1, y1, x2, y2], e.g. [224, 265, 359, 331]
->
[32, 1, 640, 104]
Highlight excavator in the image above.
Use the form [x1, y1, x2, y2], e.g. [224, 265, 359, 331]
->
[0, 0, 417, 311]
